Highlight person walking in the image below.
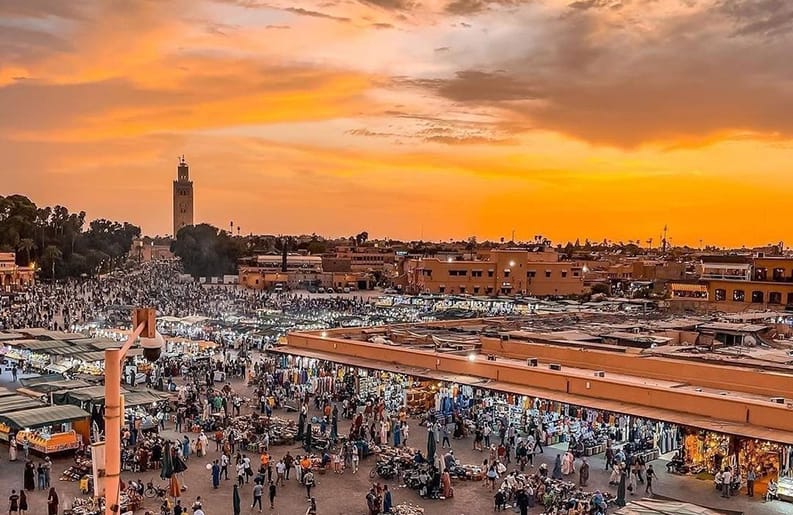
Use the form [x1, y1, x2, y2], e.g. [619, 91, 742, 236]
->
[236, 461, 246, 487]
[47, 487, 59, 515]
[17, 491, 27, 515]
[23, 462, 35, 492]
[8, 490, 19, 515]
[232, 484, 241, 515]
[211, 460, 220, 489]
[268, 480, 276, 509]
[515, 488, 530, 515]
[8, 439, 17, 462]
[579, 458, 590, 487]
[43, 457, 52, 488]
[37, 463, 46, 490]
[366, 485, 380, 515]
[383, 484, 392, 513]
[251, 481, 263, 512]
[722, 468, 732, 499]
[351, 445, 360, 474]
[645, 464, 657, 496]
[221, 453, 230, 480]
[747, 469, 756, 497]
[441, 425, 451, 449]
[303, 469, 315, 499]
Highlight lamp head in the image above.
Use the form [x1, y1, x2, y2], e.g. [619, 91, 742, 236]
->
[139, 331, 165, 362]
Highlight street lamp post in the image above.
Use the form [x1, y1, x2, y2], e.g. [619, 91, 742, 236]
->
[102, 308, 164, 515]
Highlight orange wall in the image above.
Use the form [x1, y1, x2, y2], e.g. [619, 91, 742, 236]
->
[286, 332, 793, 433]
[480, 337, 793, 398]
[409, 255, 585, 296]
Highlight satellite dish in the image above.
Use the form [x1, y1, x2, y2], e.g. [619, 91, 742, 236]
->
[744, 335, 757, 347]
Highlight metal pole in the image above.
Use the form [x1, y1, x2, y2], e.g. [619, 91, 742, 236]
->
[104, 322, 145, 515]
[104, 348, 122, 515]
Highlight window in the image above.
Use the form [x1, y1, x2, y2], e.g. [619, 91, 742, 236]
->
[773, 268, 785, 281]
[501, 288, 512, 295]
[545, 271, 552, 278]
[503, 270, 510, 278]
[788, 292, 793, 305]
[561, 271, 568, 278]
[473, 287, 480, 294]
[751, 291, 764, 303]
[769, 292, 782, 304]
[486, 287, 494, 295]
[438, 286, 445, 293]
[472, 271, 483, 277]
[714, 288, 726, 301]
[572, 271, 580, 277]
[527, 271, 536, 278]
[487, 270, 494, 278]
[754, 267, 768, 281]
[733, 289, 745, 302]
[459, 287, 466, 294]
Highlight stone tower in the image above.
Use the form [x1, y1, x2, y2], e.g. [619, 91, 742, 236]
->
[172, 155, 194, 237]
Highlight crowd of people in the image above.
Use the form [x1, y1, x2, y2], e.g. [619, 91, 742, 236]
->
[0, 261, 385, 332]
[1, 261, 783, 515]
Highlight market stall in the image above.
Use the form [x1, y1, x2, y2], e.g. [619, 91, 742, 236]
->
[0, 394, 49, 442]
[0, 404, 90, 454]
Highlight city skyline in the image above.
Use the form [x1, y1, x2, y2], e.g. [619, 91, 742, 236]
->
[3, 0, 793, 245]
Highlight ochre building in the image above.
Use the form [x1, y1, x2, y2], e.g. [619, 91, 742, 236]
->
[404, 248, 586, 296]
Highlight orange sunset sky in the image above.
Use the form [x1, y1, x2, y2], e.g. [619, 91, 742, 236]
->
[2, 0, 792, 246]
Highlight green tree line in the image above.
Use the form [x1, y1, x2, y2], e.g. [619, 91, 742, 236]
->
[0, 194, 141, 279]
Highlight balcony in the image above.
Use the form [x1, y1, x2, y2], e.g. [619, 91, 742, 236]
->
[700, 273, 750, 281]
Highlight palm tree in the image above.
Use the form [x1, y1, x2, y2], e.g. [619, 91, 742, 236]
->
[16, 238, 35, 266]
[42, 245, 62, 279]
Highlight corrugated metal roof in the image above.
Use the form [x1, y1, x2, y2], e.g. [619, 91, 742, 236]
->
[0, 405, 89, 429]
[0, 395, 46, 413]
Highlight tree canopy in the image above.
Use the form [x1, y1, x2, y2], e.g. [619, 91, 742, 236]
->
[0, 194, 141, 278]
[171, 223, 244, 278]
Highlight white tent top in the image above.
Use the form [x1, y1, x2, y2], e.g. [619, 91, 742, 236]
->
[614, 499, 729, 515]
[179, 316, 210, 325]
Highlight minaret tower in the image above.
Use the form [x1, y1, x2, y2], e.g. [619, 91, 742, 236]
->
[172, 155, 194, 236]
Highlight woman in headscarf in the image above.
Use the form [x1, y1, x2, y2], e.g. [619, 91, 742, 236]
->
[47, 487, 59, 515]
[562, 451, 575, 476]
[9, 438, 17, 461]
[441, 469, 453, 498]
[552, 454, 563, 480]
[23, 461, 35, 491]
[579, 458, 590, 487]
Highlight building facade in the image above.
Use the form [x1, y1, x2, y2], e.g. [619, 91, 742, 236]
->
[670, 256, 793, 311]
[405, 248, 586, 296]
[0, 253, 35, 292]
[705, 257, 793, 310]
[333, 246, 395, 272]
[172, 156, 194, 237]
[132, 238, 174, 262]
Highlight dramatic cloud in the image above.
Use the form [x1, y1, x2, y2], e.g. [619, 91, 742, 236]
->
[359, 0, 417, 9]
[284, 7, 350, 21]
[3, 0, 793, 245]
